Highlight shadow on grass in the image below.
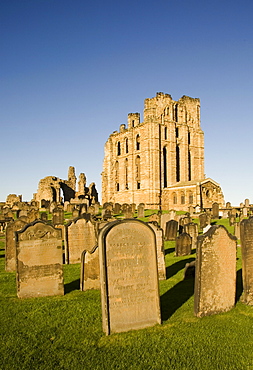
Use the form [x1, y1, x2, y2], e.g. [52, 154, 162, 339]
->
[236, 268, 243, 302]
[64, 279, 80, 294]
[160, 278, 195, 321]
[164, 247, 174, 255]
[166, 257, 195, 280]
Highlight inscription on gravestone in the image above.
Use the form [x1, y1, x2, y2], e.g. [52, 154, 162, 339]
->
[99, 219, 161, 335]
[16, 220, 64, 298]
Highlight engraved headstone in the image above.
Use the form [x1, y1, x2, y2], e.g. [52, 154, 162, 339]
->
[165, 220, 178, 241]
[16, 220, 64, 298]
[99, 219, 161, 335]
[175, 233, 192, 256]
[52, 207, 64, 225]
[5, 219, 27, 272]
[65, 216, 97, 264]
[194, 225, 237, 317]
[137, 203, 145, 218]
[80, 246, 100, 291]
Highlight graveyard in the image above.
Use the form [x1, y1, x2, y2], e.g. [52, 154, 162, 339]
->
[1, 206, 253, 369]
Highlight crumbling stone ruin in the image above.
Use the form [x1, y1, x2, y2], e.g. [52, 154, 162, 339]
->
[102, 92, 224, 210]
[33, 166, 98, 207]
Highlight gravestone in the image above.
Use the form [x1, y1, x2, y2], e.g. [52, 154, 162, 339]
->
[175, 233, 192, 256]
[131, 203, 136, 214]
[148, 223, 166, 280]
[16, 220, 64, 298]
[194, 225, 237, 317]
[160, 213, 171, 233]
[40, 212, 48, 222]
[80, 246, 100, 291]
[199, 213, 210, 230]
[67, 203, 75, 213]
[242, 207, 248, 218]
[148, 213, 160, 224]
[137, 203, 145, 218]
[87, 205, 95, 215]
[212, 202, 219, 219]
[99, 219, 161, 335]
[52, 208, 64, 225]
[72, 208, 80, 219]
[184, 222, 198, 250]
[65, 216, 97, 264]
[240, 217, 253, 305]
[245, 199, 250, 207]
[114, 203, 121, 214]
[234, 222, 240, 239]
[229, 214, 236, 226]
[165, 220, 178, 241]
[226, 202, 231, 208]
[5, 219, 27, 272]
[27, 209, 40, 223]
[123, 204, 134, 218]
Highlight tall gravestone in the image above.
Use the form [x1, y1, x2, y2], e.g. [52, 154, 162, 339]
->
[99, 219, 161, 335]
[16, 220, 64, 298]
[5, 219, 27, 272]
[165, 220, 178, 241]
[160, 213, 171, 233]
[240, 218, 253, 305]
[212, 202, 219, 219]
[148, 223, 166, 280]
[184, 222, 198, 250]
[137, 203, 145, 218]
[194, 225, 237, 317]
[65, 216, 97, 264]
[52, 207, 64, 225]
[199, 213, 210, 230]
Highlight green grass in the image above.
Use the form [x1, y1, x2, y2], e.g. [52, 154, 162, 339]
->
[1, 219, 253, 370]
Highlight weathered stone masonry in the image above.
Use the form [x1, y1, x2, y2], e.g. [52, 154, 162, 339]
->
[102, 92, 224, 210]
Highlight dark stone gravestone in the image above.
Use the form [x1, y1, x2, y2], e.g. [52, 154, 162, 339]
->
[80, 246, 100, 291]
[199, 213, 210, 230]
[194, 225, 237, 317]
[240, 217, 253, 305]
[52, 208, 64, 225]
[184, 260, 196, 280]
[103, 202, 113, 212]
[65, 216, 97, 264]
[99, 219, 161, 335]
[114, 203, 121, 214]
[148, 223, 166, 280]
[137, 203, 145, 218]
[175, 233, 192, 256]
[40, 212, 48, 222]
[212, 202, 219, 219]
[165, 220, 178, 241]
[102, 209, 112, 221]
[5, 219, 27, 272]
[184, 222, 198, 250]
[16, 220, 64, 298]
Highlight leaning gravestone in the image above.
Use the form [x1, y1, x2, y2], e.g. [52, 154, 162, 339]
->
[80, 246, 100, 291]
[148, 223, 166, 280]
[16, 220, 64, 298]
[240, 217, 253, 305]
[194, 225, 237, 317]
[175, 232, 192, 256]
[99, 219, 161, 335]
[5, 219, 27, 272]
[65, 216, 97, 264]
[184, 222, 198, 250]
[165, 220, 178, 241]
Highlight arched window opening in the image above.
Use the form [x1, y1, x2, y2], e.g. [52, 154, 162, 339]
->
[188, 132, 191, 144]
[173, 193, 177, 204]
[174, 104, 178, 122]
[125, 159, 128, 190]
[175, 127, 179, 138]
[117, 141, 121, 156]
[116, 183, 119, 191]
[163, 146, 167, 188]
[136, 134, 140, 150]
[164, 126, 167, 140]
[125, 138, 128, 154]
[136, 155, 140, 188]
[188, 151, 191, 181]
[176, 145, 180, 182]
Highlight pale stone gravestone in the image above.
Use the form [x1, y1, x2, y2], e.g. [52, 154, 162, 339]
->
[229, 214, 236, 226]
[64, 201, 69, 212]
[245, 199, 250, 207]
[160, 213, 171, 233]
[80, 246, 100, 291]
[226, 202, 231, 208]
[50, 201, 57, 213]
[212, 202, 219, 219]
[240, 217, 253, 305]
[199, 213, 210, 230]
[148, 223, 166, 280]
[242, 207, 248, 217]
[99, 219, 161, 335]
[27, 209, 40, 223]
[131, 203, 136, 214]
[175, 233, 192, 256]
[165, 220, 178, 241]
[194, 225, 237, 317]
[169, 210, 176, 219]
[194, 205, 201, 214]
[124, 205, 134, 218]
[65, 216, 97, 264]
[16, 220, 64, 298]
[67, 203, 75, 213]
[234, 222, 240, 240]
[121, 203, 129, 215]
[137, 203, 145, 218]
[223, 210, 229, 219]
[52, 208, 64, 225]
[72, 208, 80, 219]
[5, 219, 27, 272]
[148, 213, 160, 224]
[184, 222, 198, 250]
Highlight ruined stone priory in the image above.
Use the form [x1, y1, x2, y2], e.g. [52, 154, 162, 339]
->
[102, 92, 224, 211]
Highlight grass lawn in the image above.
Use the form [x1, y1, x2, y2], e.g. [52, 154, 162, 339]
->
[0, 218, 253, 370]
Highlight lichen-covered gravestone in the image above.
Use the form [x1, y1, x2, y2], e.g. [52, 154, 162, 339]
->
[194, 225, 237, 317]
[99, 219, 161, 335]
[175, 232, 192, 256]
[165, 220, 178, 241]
[240, 217, 253, 305]
[16, 220, 64, 298]
[5, 219, 27, 272]
[65, 216, 97, 264]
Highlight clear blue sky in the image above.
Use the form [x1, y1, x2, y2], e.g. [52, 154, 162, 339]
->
[1, 0, 253, 205]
